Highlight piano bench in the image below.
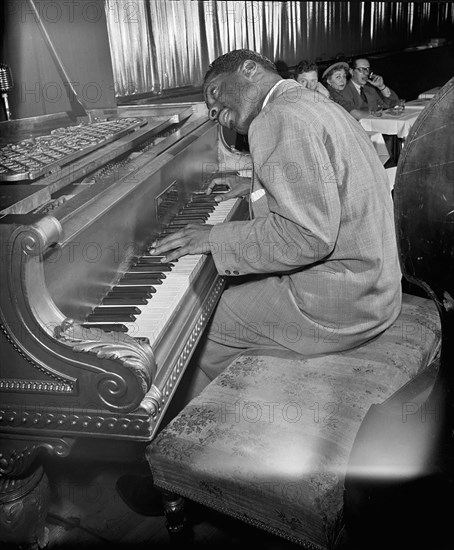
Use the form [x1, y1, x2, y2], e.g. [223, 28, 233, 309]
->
[146, 292, 440, 549]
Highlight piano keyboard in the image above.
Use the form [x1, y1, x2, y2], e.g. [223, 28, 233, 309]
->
[82, 193, 240, 344]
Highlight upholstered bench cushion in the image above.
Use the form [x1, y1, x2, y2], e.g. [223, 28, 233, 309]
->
[147, 293, 440, 550]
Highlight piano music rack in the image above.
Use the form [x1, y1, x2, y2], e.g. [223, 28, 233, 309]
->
[0, 117, 147, 182]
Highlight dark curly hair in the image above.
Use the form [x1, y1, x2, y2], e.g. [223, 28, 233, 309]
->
[203, 49, 277, 85]
[296, 60, 318, 74]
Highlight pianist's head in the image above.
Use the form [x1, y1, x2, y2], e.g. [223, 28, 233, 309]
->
[203, 49, 281, 135]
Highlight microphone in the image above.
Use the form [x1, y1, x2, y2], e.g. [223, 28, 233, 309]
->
[0, 63, 13, 93]
[0, 63, 13, 120]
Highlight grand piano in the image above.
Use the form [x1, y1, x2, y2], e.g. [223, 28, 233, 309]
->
[0, 100, 251, 546]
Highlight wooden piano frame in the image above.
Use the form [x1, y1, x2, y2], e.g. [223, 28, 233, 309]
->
[0, 102, 250, 548]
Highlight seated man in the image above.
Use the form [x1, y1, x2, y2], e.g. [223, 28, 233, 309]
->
[116, 49, 403, 513]
[329, 57, 399, 120]
[295, 59, 330, 98]
[150, 49, 402, 391]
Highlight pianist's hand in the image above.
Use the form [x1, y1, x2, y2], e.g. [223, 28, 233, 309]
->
[205, 175, 251, 202]
[149, 224, 213, 262]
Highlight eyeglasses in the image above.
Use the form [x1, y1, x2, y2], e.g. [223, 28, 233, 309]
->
[355, 67, 371, 74]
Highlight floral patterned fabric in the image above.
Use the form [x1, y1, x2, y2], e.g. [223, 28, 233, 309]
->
[147, 294, 440, 550]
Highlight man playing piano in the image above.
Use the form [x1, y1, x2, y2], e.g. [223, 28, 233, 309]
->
[150, 49, 402, 395]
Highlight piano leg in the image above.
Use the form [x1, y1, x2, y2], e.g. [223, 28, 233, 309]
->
[0, 466, 50, 550]
[0, 436, 74, 549]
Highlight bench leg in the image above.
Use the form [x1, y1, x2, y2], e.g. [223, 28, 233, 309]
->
[160, 490, 193, 545]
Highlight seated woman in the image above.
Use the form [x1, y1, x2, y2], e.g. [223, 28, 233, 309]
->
[295, 59, 330, 98]
[325, 58, 399, 121]
[322, 61, 349, 99]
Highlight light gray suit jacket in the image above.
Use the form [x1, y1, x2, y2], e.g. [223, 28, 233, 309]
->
[209, 79, 402, 353]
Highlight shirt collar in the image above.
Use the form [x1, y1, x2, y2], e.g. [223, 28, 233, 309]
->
[261, 79, 286, 110]
[351, 80, 362, 93]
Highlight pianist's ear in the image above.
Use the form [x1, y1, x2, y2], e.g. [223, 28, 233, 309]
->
[241, 60, 258, 79]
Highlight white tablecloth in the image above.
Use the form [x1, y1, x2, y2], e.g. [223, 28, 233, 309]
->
[405, 99, 430, 109]
[418, 87, 440, 100]
[359, 108, 421, 138]
[366, 131, 390, 165]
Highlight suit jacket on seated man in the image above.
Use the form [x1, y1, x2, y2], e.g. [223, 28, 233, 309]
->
[328, 57, 399, 121]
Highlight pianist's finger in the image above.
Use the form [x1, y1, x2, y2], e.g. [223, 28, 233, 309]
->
[205, 176, 232, 195]
[207, 176, 251, 201]
[149, 224, 213, 261]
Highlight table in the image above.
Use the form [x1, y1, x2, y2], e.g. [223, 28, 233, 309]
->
[359, 106, 422, 139]
[360, 104, 425, 165]
[366, 131, 390, 165]
[406, 98, 431, 109]
[418, 87, 441, 100]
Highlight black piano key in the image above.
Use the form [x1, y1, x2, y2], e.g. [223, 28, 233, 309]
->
[184, 199, 215, 204]
[92, 306, 141, 315]
[172, 215, 207, 221]
[102, 296, 149, 305]
[134, 256, 176, 265]
[180, 209, 213, 216]
[170, 218, 206, 225]
[108, 285, 156, 292]
[182, 208, 211, 214]
[110, 286, 157, 295]
[180, 207, 213, 213]
[133, 259, 173, 268]
[190, 195, 217, 202]
[128, 264, 172, 272]
[186, 196, 215, 202]
[82, 323, 128, 333]
[136, 261, 176, 269]
[123, 271, 167, 279]
[119, 275, 164, 284]
[86, 313, 137, 322]
[175, 213, 210, 219]
[166, 224, 188, 230]
[177, 209, 210, 215]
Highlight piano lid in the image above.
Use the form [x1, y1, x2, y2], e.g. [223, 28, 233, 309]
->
[0, 102, 203, 208]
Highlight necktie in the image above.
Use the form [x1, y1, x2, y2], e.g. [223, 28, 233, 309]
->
[360, 86, 368, 104]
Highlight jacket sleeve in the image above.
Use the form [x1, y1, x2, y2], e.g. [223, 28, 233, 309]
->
[377, 86, 399, 108]
[208, 107, 341, 276]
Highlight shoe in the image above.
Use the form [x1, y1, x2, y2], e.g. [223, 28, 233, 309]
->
[116, 474, 163, 516]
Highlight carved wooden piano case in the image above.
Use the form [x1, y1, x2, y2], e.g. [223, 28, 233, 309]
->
[0, 103, 250, 547]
